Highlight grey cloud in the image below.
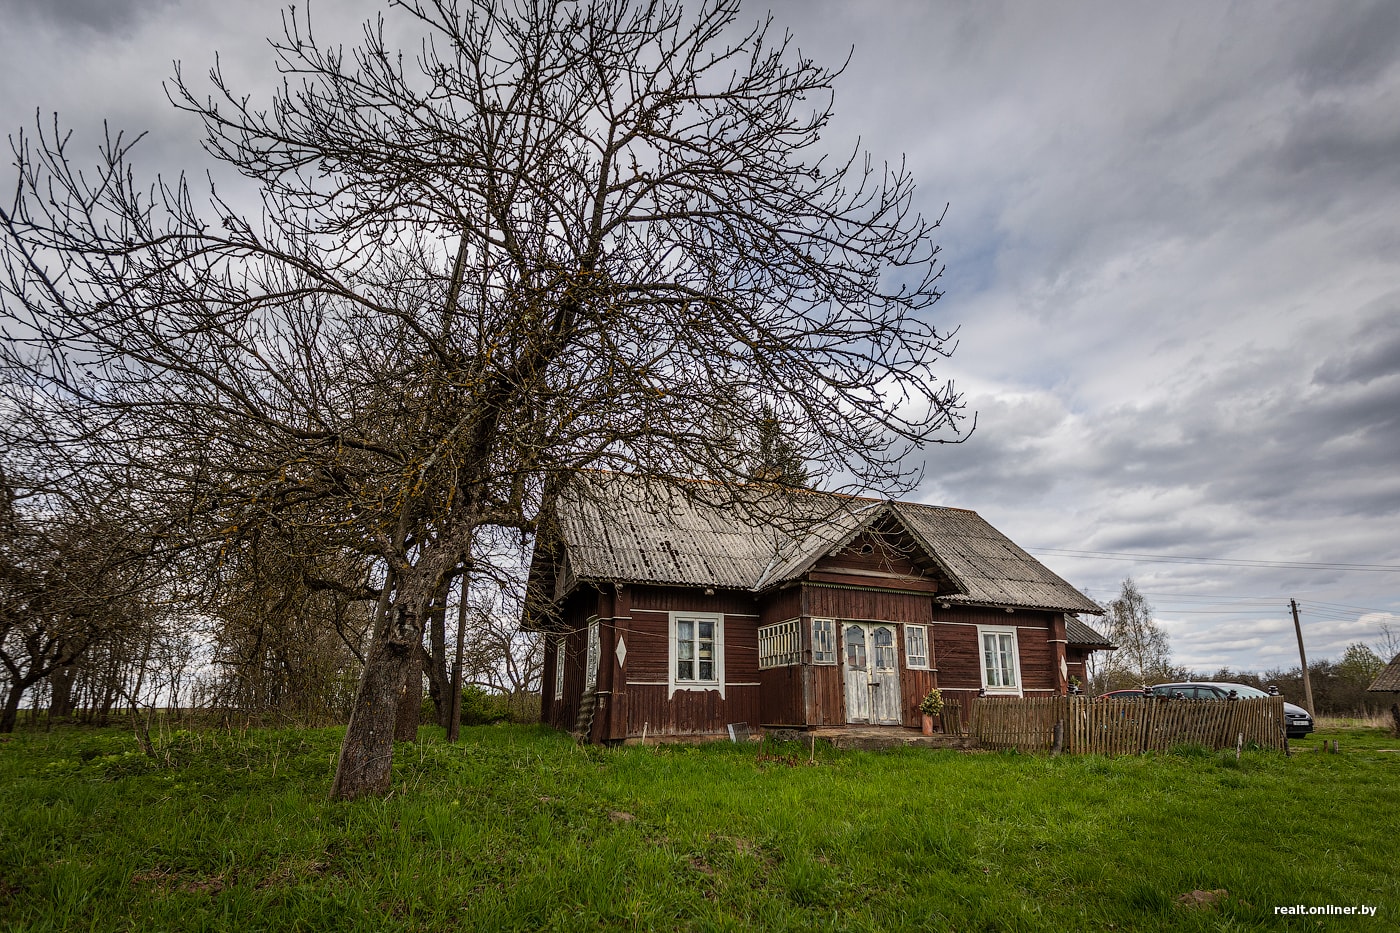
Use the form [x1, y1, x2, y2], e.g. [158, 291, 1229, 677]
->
[7, 0, 173, 37]
[1293, 1, 1400, 93]
[1312, 302, 1400, 387]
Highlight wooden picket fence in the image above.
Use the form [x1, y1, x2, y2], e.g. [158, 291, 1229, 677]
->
[939, 699, 964, 736]
[969, 696, 1286, 754]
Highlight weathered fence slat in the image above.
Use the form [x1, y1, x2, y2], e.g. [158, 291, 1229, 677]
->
[972, 696, 1285, 754]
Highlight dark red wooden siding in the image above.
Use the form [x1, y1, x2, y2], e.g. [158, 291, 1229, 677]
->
[544, 588, 602, 730]
[603, 584, 762, 737]
[807, 663, 844, 725]
[804, 585, 933, 624]
[544, 577, 1072, 738]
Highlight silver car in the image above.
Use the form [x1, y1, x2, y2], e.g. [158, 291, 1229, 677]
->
[1151, 681, 1314, 738]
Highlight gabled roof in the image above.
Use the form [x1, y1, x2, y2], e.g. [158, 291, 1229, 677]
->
[1368, 654, 1400, 692]
[889, 502, 1101, 614]
[538, 472, 1101, 615]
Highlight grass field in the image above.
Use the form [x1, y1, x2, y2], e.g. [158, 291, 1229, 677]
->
[1, 722, 1396, 931]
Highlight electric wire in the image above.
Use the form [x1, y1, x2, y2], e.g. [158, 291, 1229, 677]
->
[1027, 547, 1400, 573]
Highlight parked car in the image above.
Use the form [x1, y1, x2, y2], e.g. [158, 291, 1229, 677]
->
[1150, 681, 1314, 738]
[1094, 688, 1150, 701]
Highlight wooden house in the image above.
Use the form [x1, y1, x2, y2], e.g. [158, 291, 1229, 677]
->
[524, 473, 1112, 742]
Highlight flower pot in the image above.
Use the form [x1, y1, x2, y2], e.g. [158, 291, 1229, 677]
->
[921, 713, 934, 736]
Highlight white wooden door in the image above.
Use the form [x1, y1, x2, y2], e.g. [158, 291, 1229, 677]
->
[868, 624, 902, 725]
[842, 623, 871, 723]
[843, 622, 902, 726]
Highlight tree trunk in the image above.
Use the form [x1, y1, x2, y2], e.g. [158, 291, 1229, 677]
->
[424, 579, 452, 727]
[49, 665, 77, 719]
[447, 568, 471, 743]
[1, 682, 24, 733]
[330, 601, 424, 800]
[395, 645, 423, 742]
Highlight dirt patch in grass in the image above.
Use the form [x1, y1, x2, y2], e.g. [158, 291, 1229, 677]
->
[131, 869, 227, 896]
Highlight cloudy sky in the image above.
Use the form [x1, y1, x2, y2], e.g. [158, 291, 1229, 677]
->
[4, 0, 1398, 675]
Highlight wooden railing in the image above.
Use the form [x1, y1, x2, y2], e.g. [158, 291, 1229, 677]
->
[938, 699, 964, 736]
[969, 696, 1287, 754]
[757, 619, 801, 670]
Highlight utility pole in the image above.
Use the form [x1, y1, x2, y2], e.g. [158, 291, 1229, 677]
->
[1290, 598, 1315, 716]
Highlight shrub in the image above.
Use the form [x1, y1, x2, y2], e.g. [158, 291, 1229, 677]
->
[459, 686, 512, 726]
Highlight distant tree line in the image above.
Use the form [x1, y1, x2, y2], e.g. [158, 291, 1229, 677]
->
[1194, 643, 1390, 717]
[0, 480, 545, 732]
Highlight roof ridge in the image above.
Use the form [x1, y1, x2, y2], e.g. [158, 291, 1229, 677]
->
[576, 467, 893, 503]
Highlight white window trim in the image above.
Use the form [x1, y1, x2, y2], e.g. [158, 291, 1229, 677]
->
[976, 624, 1023, 696]
[903, 623, 930, 670]
[812, 618, 837, 665]
[584, 617, 600, 691]
[669, 611, 725, 698]
[553, 637, 566, 701]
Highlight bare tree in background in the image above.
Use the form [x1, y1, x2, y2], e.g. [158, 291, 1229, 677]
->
[203, 530, 376, 724]
[1098, 578, 1175, 690]
[1, 0, 967, 798]
[1371, 621, 1400, 665]
[0, 478, 172, 732]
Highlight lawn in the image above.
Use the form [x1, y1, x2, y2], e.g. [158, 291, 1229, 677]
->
[1, 722, 1396, 931]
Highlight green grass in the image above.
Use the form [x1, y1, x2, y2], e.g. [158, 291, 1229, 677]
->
[1, 723, 1397, 931]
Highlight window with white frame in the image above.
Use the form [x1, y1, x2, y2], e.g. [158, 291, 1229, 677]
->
[978, 625, 1021, 694]
[812, 618, 836, 664]
[758, 619, 800, 669]
[904, 624, 930, 670]
[553, 637, 566, 700]
[670, 612, 724, 693]
[585, 618, 600, 690]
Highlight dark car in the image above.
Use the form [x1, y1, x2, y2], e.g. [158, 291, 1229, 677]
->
[1150, 681, 1314, 738]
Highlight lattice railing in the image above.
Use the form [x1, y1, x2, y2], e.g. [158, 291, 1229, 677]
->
[757, 619, 800, 669]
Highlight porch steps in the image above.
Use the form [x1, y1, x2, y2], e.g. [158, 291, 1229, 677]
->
[572, 685, 598, 739]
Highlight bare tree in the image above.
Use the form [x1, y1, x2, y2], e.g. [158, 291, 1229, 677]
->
[1371, 621, 1400, 665]
[1098, 578, 1174, 690]
[0, 478, 169, 732]
[202, 531, 375, 724]
[2, 0, 967, 797]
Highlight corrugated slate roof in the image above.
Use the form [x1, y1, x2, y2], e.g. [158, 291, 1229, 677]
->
[549, 473, 1101, 614]
[890, 502, 1101, 614]
[755, 498, 889, 589]
[1368, 655, 1400, 692]
[1066, 616, 1115, 647]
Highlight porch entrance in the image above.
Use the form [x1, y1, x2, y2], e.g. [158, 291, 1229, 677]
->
[842, 622, 902, 725]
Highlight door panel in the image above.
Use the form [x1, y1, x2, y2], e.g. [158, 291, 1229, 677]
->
[842, 623, 870, 723]
[868, 625, 901, 725]
[842, 622, 902, 725]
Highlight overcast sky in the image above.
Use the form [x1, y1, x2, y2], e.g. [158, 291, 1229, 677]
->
[4, 0, 1398, 677]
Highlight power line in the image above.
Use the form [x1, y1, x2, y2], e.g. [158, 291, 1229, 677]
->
[1140, 594, 1288, 608]
[1296, 599, 1400, 616]
[1028, 547, 1400, 573]
[1132, 591, 1398, 616]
